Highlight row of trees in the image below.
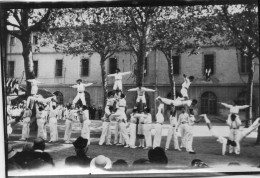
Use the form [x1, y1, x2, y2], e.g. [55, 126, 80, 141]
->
[4, 5, 259, 143]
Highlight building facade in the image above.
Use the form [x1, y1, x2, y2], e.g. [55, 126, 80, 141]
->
[6, 34, 260, 119]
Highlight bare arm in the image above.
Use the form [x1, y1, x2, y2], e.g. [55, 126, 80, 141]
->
[237, 105, 250, 110]
[142, 87, 155, 92]
[107, 73, 116, 77]
[128, 87, 138, 92]
[220, 102, 232, 109]
[71, 85, 78, 88]
[120, 71, 131, 76]
[83, 83, 94, 87]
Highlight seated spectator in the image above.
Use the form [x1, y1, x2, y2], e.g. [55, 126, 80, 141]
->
[148, 147, 168, 166]
[191, 159, 209, 168]
[112, 159, 128, 169]
[7, 145, 22, 171]
[90, 155, 112, 170]
[132, 158, 151, 169]
[65, 136, 92, 167]
[228, 162, 241, 166]
[25, 137, 54, 169]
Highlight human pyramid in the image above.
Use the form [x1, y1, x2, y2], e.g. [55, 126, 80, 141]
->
[7, 68, 260, 156]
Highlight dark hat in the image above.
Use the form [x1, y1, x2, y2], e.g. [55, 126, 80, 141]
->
[33, 137, 45, 150]
[148, 147, 168, 165]
[115, 68, 120, 72]
[76, 79, 82, 82]
[73, 136, 88, 149]
[191, 159, 209, 168]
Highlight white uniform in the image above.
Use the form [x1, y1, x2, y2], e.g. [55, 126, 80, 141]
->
[143, 113, 152, 148]
[107, 72, 131, 91]
[72, 83, 93, 106]
[26, 96, 56, 109]
[36, 109, 47, 140]
[21, 108, 32, 140]
[49, 108, 59, 142]
[64, 109, 77, 142]
[185, 115, 195, 152]
[180, 77, 191, 98]
[165, 113, 180, 150]
[177, 112, 189, 148]
[129, 114, 137, 147]
[153, 103, 164, 148]
[226, 116, 242, 154]
[81, 109, 91, 145]
[118, 116, 130, 145]
[128, 87, 155, 104]
[158, 97, 192, 107]
[99, 113, 112, 145]
[27, 79, 40, 95]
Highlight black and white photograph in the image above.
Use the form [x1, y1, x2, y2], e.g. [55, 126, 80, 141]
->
[0, 0, 259, 177]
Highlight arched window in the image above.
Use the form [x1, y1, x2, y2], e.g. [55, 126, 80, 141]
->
[201, 92, 217, 115]
[53, 91, 64, 104]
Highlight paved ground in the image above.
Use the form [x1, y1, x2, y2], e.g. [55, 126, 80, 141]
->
[8, 120, 260, 176]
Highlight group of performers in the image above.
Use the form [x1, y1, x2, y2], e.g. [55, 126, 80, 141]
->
[6, 68, 260, 156]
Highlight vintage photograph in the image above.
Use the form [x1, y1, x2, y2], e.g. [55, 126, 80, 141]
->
[1, 0, 259, 177]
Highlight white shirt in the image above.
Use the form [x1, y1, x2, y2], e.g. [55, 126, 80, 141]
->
[118, 98, 126, 112]
[143, 114, 152, 124]
[182, 77, 191, 89]
[178, 113, 189, 123]
[169, 115, 178, 126]
[221, 103, 249, 114]
[128, 87, 155, 96]
[72, 83, 93, 92]
[107, 72, 131, 80]
[188, 115, 196, 125]
[172, 100, 192, 107]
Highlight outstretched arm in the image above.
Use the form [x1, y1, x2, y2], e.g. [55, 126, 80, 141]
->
[142, 87, 155, 92]
[71, 85, 78, 88]
[237, 105, 250, 110]
[107, 73, 116, 77]
[128, 87, 138, 92]
[83, 83, 94, 87]
[120, 71, 131, 76]
[219, 102, 232, 109]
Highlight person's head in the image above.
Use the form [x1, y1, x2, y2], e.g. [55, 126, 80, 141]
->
[191, 99, 198, 107]
[189, 76, 195, 82]
[120, 93, 126, 99]
[108, 106, 114, 113]
[71, 104, 75, 109]
[115, 68, 120, 73]
[148, 147, 168, 165]
[22, 143, 33, 152]
[76, 79, 82, 84]
[132, 158, 150, 167]
[82, 105, 88, 111]
[107, 91, 115, 98]
[191, 159, 209, 168]
[112, 159, 128, 169]
[73, 136, 88, 155]
[38, 106, 44, 111]
[181, 107, 186, 113]
[90, 155, 112, 170]
[145, 107, 151, 114]
[33, 137, 45, 151]
[137, 84, 142, 89]
[231, 114, 236, 121]
[189, 109, 194, 116]
[170, 109, 177, 116]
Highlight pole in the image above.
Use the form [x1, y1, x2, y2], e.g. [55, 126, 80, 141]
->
[154, 49, 158, 119]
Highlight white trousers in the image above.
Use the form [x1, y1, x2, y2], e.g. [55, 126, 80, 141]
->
[99, 122, 111, 145]
[64, 119, 73, 141]
[180, 87, 188, 98]
[113, 80, 122, 90]
[49, 117, 58, 141]
[119, 122, 129, 145]
[185, 125, 194, 152]
[143, 124, 152, 147]
[81, 120, 90, 145]
[179, 123, 188, 148]
[229, 129, 240, 154]
[136, 95, 146, 103]
[113, 121, 119, 144]
[129, 123, 136, 147]
[73, 92, 86, 105]
[21, 117, 30, 139]
[153, 123, 162, 148]
[165, 126, 180, 149]
[37, 118, 47, 140]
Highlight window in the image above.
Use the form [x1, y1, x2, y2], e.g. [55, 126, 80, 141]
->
[33, 61, 38, 77]
[201, 92, 217, 115]
[203, 54, 214, 75]
[55, 60, 63, 77]
[109, 58, 118, 74]
[8, 61, 15, 77]
[240, 54, 250, 74]
[81, 58, 89, 76]
[10, 36, 16, 45]
[172, 55, 180, 75]
[33, 35, 38, 45]
[144, 57, 148, 76]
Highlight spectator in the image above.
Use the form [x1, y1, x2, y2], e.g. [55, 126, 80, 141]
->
[148, 147, 168, 166]
[90, 155, 112, 170]
[90, 105, 97, 120]
[25, 137, 54, 169]
[112, 159, 128, 169]
[97, 106, 103, 120]
[132, 158, 150, 168]
[65, 136, 92, 167]
[191, 159, 209, 168]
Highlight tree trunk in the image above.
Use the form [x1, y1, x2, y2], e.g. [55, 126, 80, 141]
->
[135, 43, 145, 86]
[256, 59, 260, 145]
[245, 57, 254, 128]
[21, 35, 35, 95]
[100, 58, 108, 113]
[166, 56, 176, 100]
